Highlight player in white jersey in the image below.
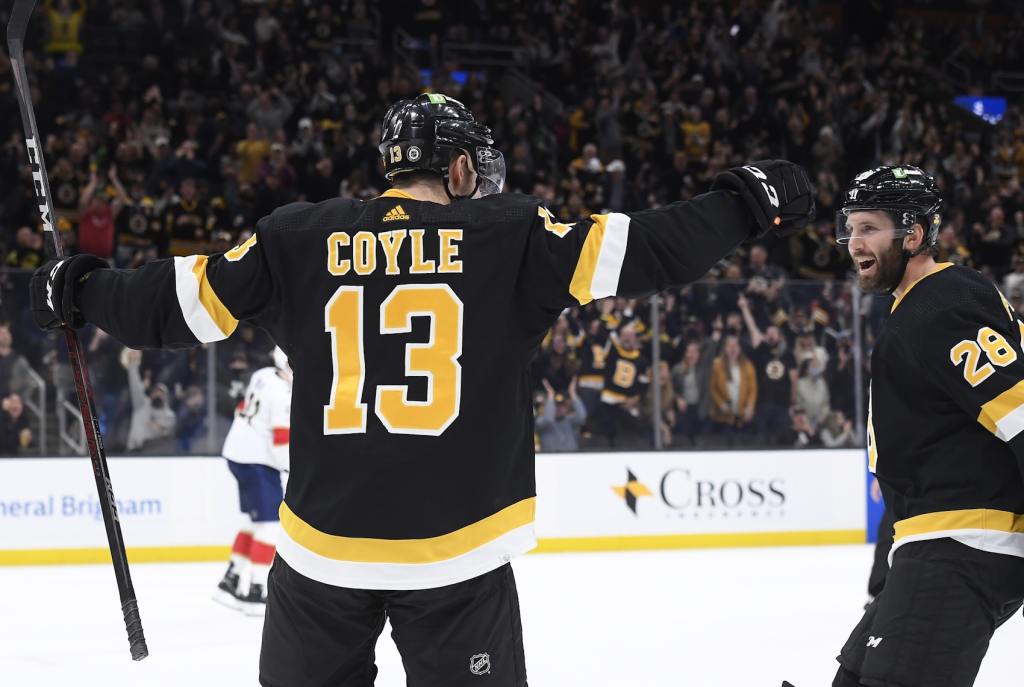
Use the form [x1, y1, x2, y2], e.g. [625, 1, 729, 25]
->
[214, 347, 292, 615]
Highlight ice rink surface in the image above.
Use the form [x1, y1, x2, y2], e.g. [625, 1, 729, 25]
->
[2, 545, 1021, 686]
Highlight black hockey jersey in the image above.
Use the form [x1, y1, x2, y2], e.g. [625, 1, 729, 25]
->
[76, 188, 754, 589]
[869, 263, 1024, 562]
[600, 335, 651, 404]
[577, 337, 610, 390]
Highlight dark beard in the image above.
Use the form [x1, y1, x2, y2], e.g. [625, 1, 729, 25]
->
[858, 241, 907, 294]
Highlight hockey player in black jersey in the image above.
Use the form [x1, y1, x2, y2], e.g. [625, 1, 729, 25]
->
[832, 166, 1024, 687]
[31, 93, 814, 687]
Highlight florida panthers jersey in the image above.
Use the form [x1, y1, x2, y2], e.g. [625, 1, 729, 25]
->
[222, 366, 291, 471]
[76, 188, 754, 589]
[869, 264, 1024, 562]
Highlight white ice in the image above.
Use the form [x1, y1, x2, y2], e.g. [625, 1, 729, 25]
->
[1, 545, 1020, 686]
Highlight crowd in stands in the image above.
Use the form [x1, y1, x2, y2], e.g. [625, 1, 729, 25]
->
[0, 0, 1021, 453]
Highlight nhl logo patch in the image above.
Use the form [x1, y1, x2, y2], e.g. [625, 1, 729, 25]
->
[407, 145, 422, 162]
[469, 652, 491, 675]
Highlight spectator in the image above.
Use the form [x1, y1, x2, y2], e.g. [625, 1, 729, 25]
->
[968, 206, 1015, 278]
[598, 323, 649, 447]
[533, 332, 577, 394]
[795, 356, 831, 430]
[827, 339, 857, 419]
[236, 123, 271, 187]
[163, 178, 212, 257]
[671, 339, 713, 446]
[1003, 254, 1024, 296]
[247, 86, 294, 136]
[306, 156, 342, 202]
[5, 227, 46, 271]
[783, 406, 819, 448]
[176, 385, 208, 453]
[820, 410, 855, 448]
[603, 160, 635, 213]
[124, 350, 176, 452]
[575, 319, 609, 428]
[166, 140, 209, 186]
[0, 325, 34, 399]
[681, 105, 711, 160]
[935, 223, 972, 267]
[77, 167, 123, 259]
[258, 143, 298, 194]
[741, 292, 797, 444]
[89, 329, 129, 442]
[43, 0, 86, 55]
[0, 393, 32, 453]
[535, 378, 587, 452]
[709, 334, 757, 441]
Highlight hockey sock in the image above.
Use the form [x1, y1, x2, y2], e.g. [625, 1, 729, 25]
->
[230, 530, 253, 568]
[230, 529, 254, 594]
[249, 521, 279, 588]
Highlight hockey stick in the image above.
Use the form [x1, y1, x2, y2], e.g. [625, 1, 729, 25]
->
[7, 0, 148, 661]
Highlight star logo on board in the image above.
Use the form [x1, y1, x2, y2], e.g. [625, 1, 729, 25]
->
[611, 469, 652, 515]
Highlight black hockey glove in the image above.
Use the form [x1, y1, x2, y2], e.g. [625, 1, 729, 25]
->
[712, 160, 815, 238]
[30, 255, 108, 330]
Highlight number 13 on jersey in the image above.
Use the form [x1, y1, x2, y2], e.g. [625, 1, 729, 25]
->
[324, 284, 464, 436]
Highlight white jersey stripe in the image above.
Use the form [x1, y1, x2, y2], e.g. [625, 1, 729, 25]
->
[173, 255, 230, 343]
[590, 212, 630, 299]
[276, 523, 536, 590]
[890, 529, 1024, 565]
[995, 403, 1024, 442]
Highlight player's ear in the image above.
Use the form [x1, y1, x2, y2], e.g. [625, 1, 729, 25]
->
[904, 223, 924, 252]
[449, 152, 475, 195]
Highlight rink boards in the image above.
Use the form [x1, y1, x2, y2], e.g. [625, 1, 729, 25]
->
[0, 450, 865, 564]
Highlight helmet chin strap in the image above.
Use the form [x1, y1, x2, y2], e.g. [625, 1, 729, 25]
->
[443, 175, 480, 201]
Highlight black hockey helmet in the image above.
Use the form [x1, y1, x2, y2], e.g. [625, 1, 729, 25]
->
[835, 165, 943, 248]
[378, 93, 505, 198]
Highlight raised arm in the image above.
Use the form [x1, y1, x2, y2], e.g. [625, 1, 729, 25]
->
[520, 161, 814, 318]
[30, 205, 290, 349]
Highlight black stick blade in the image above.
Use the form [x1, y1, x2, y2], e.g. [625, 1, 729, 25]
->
[7, 0, 39, 52]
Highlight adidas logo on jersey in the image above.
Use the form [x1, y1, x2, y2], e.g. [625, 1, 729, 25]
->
[383, 205, 410, 222]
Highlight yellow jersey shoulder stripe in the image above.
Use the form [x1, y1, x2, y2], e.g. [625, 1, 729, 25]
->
[569, 213, 630, 305]
[279, 497, 536, 564]
[978, 379, 1024, 441]
[173, 255, 238, 343]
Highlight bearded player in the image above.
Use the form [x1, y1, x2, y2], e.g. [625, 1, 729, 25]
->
[832, 166, 1024, 687]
